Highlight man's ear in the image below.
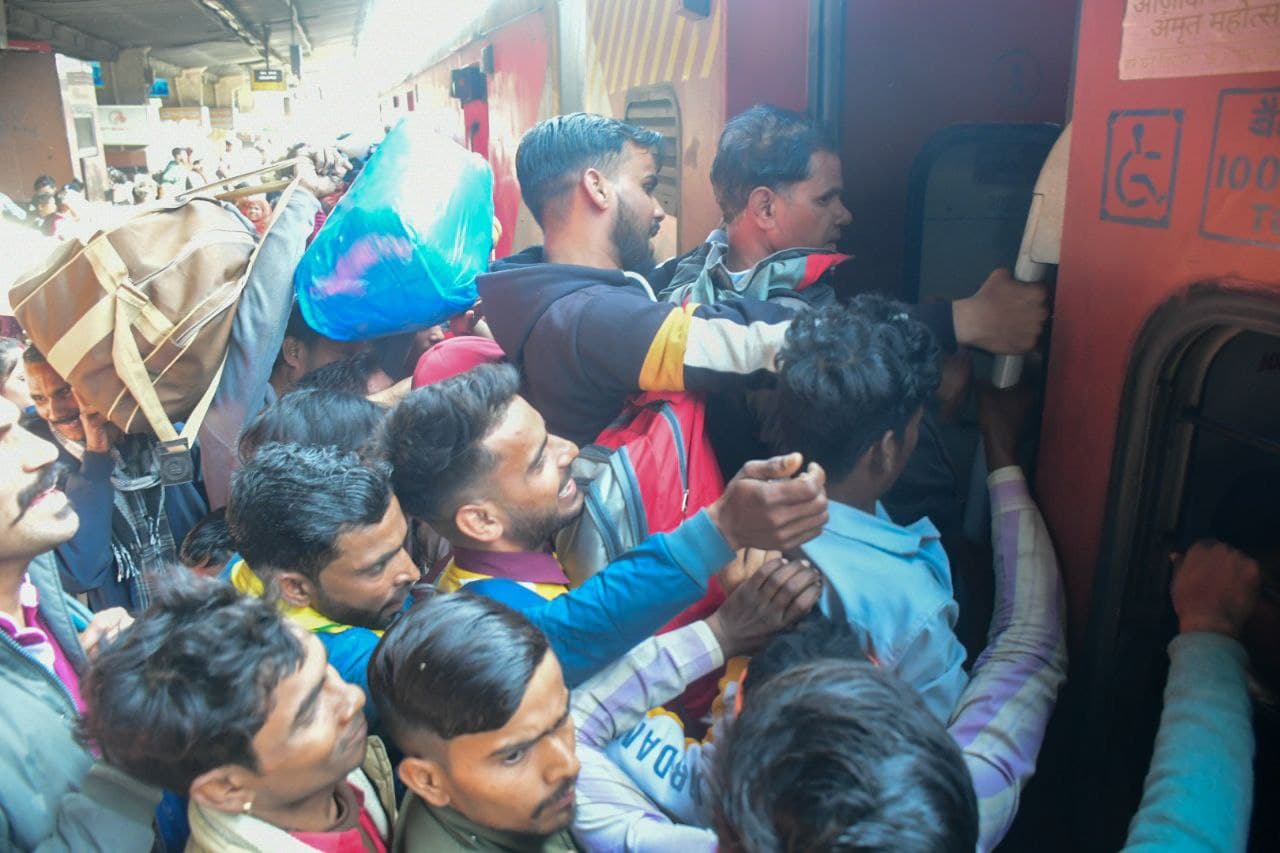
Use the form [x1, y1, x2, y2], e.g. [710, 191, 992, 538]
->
[872, 429, 899, 477]
[274, 571, 317, 610]
[280, 336, 305, 372]
[745, 186, 778, 230]
[581, 167, 611, 213]
[189, 765, 254, 815]
[454, 501, 503, 545]
[399, 756, 452, 809]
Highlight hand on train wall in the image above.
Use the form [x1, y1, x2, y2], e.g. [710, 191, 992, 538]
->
[1171, 541, 1261, 638]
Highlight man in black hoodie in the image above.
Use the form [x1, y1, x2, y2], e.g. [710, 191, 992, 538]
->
[478, 113, 796, 447]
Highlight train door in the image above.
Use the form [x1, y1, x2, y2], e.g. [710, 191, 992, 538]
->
[1079, 290, 1280, 849]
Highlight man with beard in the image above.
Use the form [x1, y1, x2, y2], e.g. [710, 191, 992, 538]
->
[478, 113, 796, 447]
[380, 362, 830, 686]
[0, 395, 159, 850]
[229, 435, 826, 707]
[368, 554, 819, 852]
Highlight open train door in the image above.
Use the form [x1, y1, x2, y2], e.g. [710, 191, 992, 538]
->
[902, 122, 1064, 539]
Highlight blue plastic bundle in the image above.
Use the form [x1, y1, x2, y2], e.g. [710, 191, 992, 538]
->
[294, 118, 494, 341]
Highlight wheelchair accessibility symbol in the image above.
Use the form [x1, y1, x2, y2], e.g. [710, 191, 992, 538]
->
[1101, 109, 1183, 229]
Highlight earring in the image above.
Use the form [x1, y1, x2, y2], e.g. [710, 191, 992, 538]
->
[243, 801, 253, 814]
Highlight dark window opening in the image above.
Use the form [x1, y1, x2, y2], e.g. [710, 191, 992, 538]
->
[1081, 284, 1280, 851]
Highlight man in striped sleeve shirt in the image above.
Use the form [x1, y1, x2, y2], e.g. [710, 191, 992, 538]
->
[368, 557, 819, 852]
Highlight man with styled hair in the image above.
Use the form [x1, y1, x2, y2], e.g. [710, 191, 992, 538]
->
[382, 362, 828, 615]
[80, 576, 396, 851]
[478, 112, 799, 447]
[714, 659, 979, 853]
[370, 555, 820, 852]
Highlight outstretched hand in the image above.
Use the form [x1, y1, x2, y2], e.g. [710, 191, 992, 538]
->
[707, 453, 828, 552]
[294, 146, 351, 199]
[1171, 541, 1261, 638]
[705, 557, 823, 658]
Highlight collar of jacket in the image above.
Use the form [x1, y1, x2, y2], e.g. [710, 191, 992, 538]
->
[187, 737, 397, 853]
[228, 557, 365, 636]
[402, 795, 580, 852]
[24, 551, 90, 671]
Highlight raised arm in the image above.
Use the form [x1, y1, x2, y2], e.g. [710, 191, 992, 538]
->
[947, 387, 1067, 852]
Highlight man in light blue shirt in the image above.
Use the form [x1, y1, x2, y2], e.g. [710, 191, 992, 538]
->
[777, 295, 968, 721]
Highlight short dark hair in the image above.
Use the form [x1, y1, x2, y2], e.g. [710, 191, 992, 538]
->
[0, 338, 24, 386]
[741, 614, 868, 699]
[171, 147, 185, 159]
[515, 113, 662, 226]
[379, 362, 520, 524]
[775, 295, 940, 483]
[79, 575, 305, 793]
[179, 508, 234, 571]
[285, 301, 325, 346]
[238, 387, 386, 461]
[294, 349, 384, 396]
[227, 442, 394, 583]
[714, 659, 978, 853]
[33, 175, 56, 192]
[711, 104, 837, 222]
[21, 343, 47, 365]
[369, 592, 549, 752]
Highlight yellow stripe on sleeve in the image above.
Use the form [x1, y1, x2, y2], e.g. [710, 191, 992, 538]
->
[638, 303, 698, 391]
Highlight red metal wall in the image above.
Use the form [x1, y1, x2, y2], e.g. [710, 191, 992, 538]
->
[835, 0, 1078, 298]
[1039, 1, 1280, 639]
[0, 50, 76, 200]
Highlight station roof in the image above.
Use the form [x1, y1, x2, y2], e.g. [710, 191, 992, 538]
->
[3, 0, 371, 70]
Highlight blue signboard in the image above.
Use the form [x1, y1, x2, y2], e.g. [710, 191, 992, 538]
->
[150, 78, 170, 97]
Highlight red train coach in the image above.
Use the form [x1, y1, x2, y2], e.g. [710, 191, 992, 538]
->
[384, 1, 1280, 847]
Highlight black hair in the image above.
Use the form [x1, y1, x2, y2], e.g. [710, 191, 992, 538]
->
[369, 592, 550, 751]
[775, 295, 940, 483]
[33, 175, 56, 192]
[515, 112, 662, 226]
[171, 147, 185, 159]
[741, 614, 868, 699]
[711, 104, 837, 222]
[294, 349, 385, 396]
[284, 301, 325, 345]
[0, 338, 24, 386]
[714, 659, 978, 853]
[379, 362, 520, 524]
[227, 442, 394, 583]
[179, 508, 234, 571]
[32, 191, 56, 208]
[78, 575, 305, 793]
[238, 387, 386, 462]
[21, 343, 47, 365]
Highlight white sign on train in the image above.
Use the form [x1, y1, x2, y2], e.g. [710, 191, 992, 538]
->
[1120, 0, 1280, 80]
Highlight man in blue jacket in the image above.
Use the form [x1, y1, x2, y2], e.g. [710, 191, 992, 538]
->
[225, 428, 826, 717]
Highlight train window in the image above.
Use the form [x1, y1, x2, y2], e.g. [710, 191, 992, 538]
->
[624, 85, 681, 219]
[72, 114, 97, 154]
[1084, 287, 1280, 849]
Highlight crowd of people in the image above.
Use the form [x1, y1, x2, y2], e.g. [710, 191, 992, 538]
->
[0, 105, 1263, 852]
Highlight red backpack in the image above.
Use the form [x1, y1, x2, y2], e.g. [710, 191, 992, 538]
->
[554, 391, 726, 587]
[554, 390, 728, 731]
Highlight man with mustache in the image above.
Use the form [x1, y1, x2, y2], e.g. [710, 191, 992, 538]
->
[81, 576, 396, 852]
[477, 113, 798, 448]
[0, 395, 159, 849]
[369, 555, 819, 852]
[22, 346, 209, 613]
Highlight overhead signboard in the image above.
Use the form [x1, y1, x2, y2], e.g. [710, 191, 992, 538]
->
[251, 68, 286, 92]
[97, 105, 160, 146]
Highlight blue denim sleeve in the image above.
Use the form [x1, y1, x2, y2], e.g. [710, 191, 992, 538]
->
[528, 509, 734, 687]
[54, 452, 116, 595]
